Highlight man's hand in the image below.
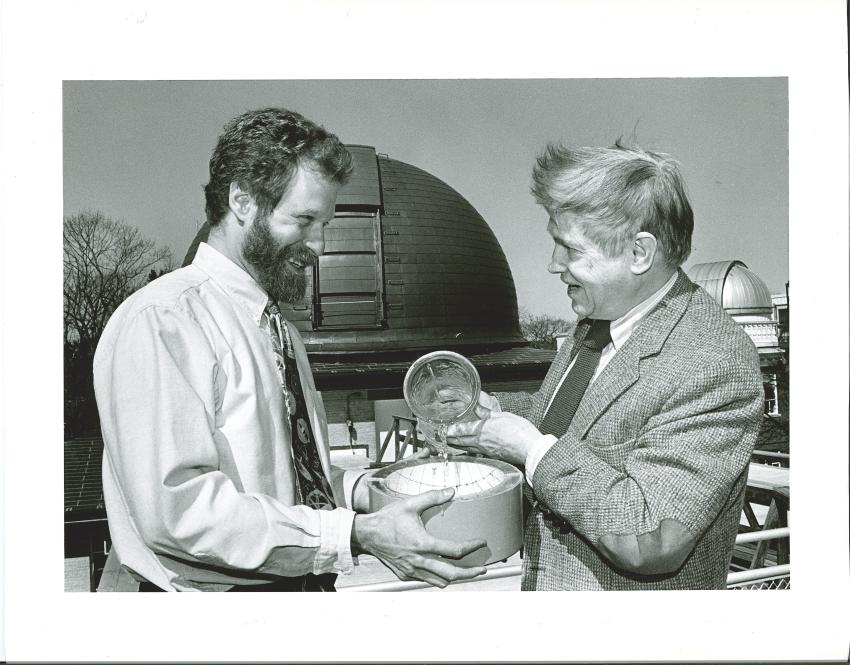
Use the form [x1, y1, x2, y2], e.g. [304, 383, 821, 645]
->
[419, 391, 501, 456]
[445, 411, 541, 466]
[476, 390, 501, 414]
[351, 487, 488, 588]
[352, 449, 431, 512]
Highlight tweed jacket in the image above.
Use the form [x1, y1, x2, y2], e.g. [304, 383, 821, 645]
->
[497, 270, 763, 590]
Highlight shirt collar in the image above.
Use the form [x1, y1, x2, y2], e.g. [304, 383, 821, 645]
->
[609, 271, 678, 351]
[192, 242, 269, 323]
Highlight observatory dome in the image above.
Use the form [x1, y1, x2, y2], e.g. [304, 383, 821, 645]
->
[687, 260, 773, 316]
[184, 145, 525, 355]
[688, 259, 779, 349]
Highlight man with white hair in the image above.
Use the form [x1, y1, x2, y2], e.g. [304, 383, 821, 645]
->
[448, 141, 763, 590]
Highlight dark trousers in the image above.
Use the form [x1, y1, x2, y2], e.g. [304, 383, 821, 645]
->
[138, 573, 337, 592]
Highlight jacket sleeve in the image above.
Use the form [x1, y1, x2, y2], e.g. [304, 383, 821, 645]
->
[96, 304, 355, 579]
[531, 355, 763, 576]
[492, 390, 536, 419]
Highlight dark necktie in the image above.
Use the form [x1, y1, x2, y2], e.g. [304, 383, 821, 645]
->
[539, 319, 612, 438]
[264, 302, 336, 511]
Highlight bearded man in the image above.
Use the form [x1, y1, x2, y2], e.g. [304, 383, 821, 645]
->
[95, 108, 486, 592]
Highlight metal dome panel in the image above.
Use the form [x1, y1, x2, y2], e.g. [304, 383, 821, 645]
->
[723, 264, 773, 314]
[687, 260, 743, 305]
[334, 145, 382, 208]
[688, 260, 773, 315]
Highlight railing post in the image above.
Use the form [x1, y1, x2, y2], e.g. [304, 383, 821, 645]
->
[372, 425, 395, 468]
[371, 416, 421, 468]
[409, 419, 419, 452]
[398, 431, 408, 460]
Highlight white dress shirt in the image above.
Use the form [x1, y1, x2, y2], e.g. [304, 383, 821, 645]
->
[524, 272, 678, 486]
[95, 242, 361, 591]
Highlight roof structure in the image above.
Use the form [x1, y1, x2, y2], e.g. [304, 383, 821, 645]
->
[312, 346, 556, 391]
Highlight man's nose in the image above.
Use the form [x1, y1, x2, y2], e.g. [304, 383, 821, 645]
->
[548, 250, 565, 274]
[306, 238, 325, 257]
[305, 223, 326, 257]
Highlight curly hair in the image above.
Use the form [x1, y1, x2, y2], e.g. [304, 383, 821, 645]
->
[531, 139, 693, 267]
[204, 107, 353, 225]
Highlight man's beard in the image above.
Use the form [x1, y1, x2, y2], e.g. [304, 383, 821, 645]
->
[242, 214, 314, 304]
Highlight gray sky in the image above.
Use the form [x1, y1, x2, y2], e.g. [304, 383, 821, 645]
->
[64, 78, 788, 319]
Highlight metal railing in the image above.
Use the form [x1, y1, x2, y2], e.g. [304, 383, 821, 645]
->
[727, 564, 790, 586]
[751, 449, 790, 466]
[371, 415, 421, 467]
[735, 526, 788, 544]
[338, 527, 790, 592]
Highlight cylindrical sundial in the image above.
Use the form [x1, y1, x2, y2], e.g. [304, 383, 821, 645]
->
[371, 348, 524, 567]
[367, 455, 524, 566]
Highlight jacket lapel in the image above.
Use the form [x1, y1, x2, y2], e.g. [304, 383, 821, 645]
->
[571, 270, 696, 439]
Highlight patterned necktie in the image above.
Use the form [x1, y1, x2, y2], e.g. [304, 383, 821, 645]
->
[539, 319, 612, 438]
[264, 302, 336, 511]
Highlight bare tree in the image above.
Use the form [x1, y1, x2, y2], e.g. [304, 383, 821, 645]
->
[63, 210, 172, 435]
[519, 308, 575, 349]
[63, 210, 172, 346]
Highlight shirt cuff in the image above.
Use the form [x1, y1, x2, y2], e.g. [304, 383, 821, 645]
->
[524, 434, 558, 489]
[314, 507, 357, 575]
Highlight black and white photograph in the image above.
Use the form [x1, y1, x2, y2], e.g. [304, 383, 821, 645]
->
[62, 77, 791, 596]
[3, 1, 849, 663]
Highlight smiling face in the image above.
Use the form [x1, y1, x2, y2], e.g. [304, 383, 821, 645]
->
[547, 212, 640, 321]
[241, 165, 340, 303]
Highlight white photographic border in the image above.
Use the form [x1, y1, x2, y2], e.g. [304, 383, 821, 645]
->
[2, 1, 848, 662]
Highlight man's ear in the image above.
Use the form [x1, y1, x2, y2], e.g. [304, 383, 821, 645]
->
[630, 232, 658, 275]
[228, 182, 256, 225]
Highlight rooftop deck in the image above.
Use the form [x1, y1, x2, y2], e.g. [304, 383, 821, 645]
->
[67, 434, 791, 592]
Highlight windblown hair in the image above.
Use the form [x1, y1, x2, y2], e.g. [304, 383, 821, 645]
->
[530, 140, 693, 267]
[204, 107, 353, 225]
